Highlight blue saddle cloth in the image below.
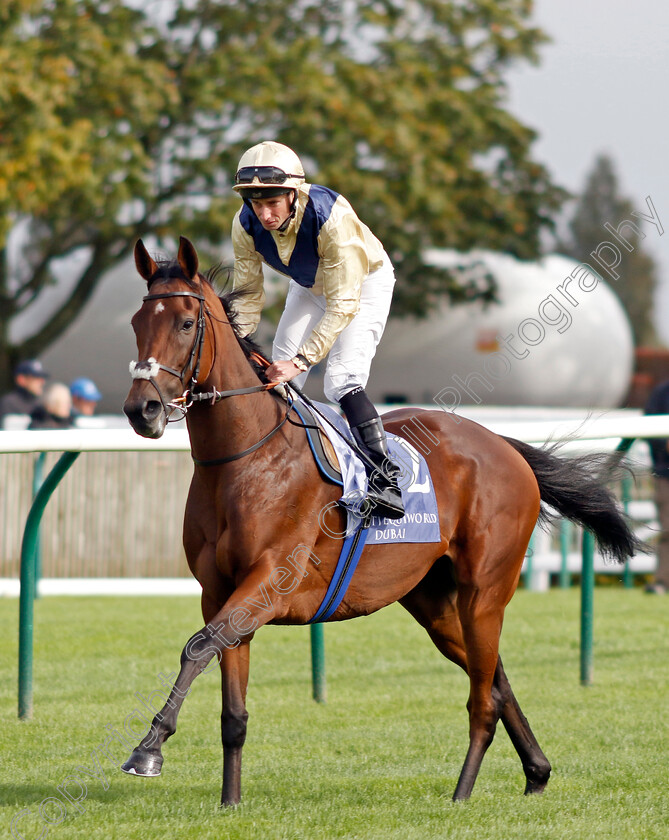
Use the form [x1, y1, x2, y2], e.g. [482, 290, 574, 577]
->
[295, 398, 440, 544]
[293, 398, 441, 623]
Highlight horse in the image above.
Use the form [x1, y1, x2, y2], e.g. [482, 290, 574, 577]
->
[121, 236, 641, 807]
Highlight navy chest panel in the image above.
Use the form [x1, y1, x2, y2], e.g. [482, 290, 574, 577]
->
[240, 185, 339, 288]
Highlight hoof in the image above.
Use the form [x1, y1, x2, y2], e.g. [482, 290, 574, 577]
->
[524, 778, 549, 795]
[451, 786, 472, 802]
[524, 768, 551, 795]
[121, 749, 163, 777]
[220, 799, 241, 809]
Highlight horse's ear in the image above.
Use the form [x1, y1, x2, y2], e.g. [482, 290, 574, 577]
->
[134, 239, 158, 283]
[177, 236, 199, 281]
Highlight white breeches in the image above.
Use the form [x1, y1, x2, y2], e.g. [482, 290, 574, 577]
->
[272, 255, 396, 403]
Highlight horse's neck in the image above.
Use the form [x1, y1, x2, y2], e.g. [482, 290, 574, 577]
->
[186, 340, 279, 462]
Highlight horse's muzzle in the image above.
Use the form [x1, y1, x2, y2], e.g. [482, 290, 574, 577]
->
[123, 396, 167, 439]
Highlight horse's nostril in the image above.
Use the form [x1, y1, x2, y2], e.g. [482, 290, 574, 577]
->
[123, 399, 162, 425]
[144, 400, 163, 421]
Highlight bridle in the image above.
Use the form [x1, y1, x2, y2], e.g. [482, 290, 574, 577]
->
[129, 284, 292, 465]
[129, 290, 208, 416]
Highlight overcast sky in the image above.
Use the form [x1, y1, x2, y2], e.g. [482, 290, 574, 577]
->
[505, 0, 669, 341]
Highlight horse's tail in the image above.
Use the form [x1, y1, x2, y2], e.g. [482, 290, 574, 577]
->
[503, 436, 646, 564]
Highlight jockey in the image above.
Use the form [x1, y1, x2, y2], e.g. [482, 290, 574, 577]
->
[230, 140, 405, 520]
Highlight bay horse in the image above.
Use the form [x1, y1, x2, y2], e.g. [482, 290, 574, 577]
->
[122, 236, 640, 807]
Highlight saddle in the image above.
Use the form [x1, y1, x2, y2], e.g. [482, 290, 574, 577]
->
[291, 400, 343, 485]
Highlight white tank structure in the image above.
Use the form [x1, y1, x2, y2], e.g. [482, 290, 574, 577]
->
[366, 250, 635, 409]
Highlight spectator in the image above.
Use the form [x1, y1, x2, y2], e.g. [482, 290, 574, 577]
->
[70, 377, 102, 417]
[644, 377, 669, 594]
[28, 383, 74, 430]
[0, 359, 49, 429]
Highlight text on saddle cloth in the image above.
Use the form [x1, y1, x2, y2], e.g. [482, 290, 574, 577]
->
[295, 397, 441, 545]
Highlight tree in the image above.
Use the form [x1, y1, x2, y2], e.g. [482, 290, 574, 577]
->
[0, 0, 178, 386]
[561, 154, 658, 346]
[0, 0, 565, 390]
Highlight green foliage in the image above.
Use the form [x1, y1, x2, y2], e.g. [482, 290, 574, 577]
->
[0, 1, 169, 232]
[0, 0, 177, 383]
[0, 0, 565, 388]
[561, 155, 659, 347]
[1, 591, 668, 838]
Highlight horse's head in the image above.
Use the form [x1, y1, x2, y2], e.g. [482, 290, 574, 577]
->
[124, 237, 216, 438]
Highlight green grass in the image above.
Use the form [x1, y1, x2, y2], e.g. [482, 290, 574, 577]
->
[1, 590, 668, 840]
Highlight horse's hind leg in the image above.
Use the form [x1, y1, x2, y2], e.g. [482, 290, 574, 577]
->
[494, 658, 551, 794]
[401, 565, 500, 799]
[400, 559, 550, 799]
[449, 582, 508, 800]
[454, 620, 551, 799]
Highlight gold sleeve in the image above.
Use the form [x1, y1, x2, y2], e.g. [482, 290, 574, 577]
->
[231, 212, 266, 336]
[298, 204, 370, 365]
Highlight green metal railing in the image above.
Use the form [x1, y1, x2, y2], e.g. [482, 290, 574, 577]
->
[18, 452, 80, 719]
[310, 623, 327, 703]
[13, 434, 647, 716]
[16, 449, 327, 719]
[31, 452, 46, 598]
[579, 436, 636, 687]
[621, 473, 634, 589]
[580, 529, 595, 686]
[559, 520, 572, 588]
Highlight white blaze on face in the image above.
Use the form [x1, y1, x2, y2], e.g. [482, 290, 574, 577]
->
[129, 358, 161, 379]
[154, 302, 165, 314]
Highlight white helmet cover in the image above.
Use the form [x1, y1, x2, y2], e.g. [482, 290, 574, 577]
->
[233, 141, 306, 198]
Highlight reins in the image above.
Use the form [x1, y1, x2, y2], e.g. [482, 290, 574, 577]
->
[286, 383, 381, 475]
[189, 350, 296, 466]
[191, 389, 295, 466]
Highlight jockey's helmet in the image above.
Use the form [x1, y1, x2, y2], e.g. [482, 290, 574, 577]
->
[233, 141, 305, 200]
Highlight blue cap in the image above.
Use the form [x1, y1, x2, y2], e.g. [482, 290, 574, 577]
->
[70, 377, 102, 402]
[15, 359, 49, 378]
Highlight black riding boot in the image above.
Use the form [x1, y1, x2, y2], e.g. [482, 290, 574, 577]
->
[351, 417, 405, 520]
[339, 386, 405, 520]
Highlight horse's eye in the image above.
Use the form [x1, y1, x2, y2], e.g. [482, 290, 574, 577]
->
[182, 319, 194, 331]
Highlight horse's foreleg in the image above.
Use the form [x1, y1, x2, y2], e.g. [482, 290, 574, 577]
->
[199, 589, 252, 806]
[121, 625, 227, 778]
[123, 566, 280, 788]
[220, 642, 251, 807]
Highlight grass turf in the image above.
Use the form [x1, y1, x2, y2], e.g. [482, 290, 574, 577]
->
[0, 589, 667, 840]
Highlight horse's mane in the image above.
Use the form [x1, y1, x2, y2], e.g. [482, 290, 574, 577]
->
[218, 290, 271, 383]
[147, 259, 271, 383]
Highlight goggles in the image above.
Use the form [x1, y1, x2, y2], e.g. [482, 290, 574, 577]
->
[235, 166, 302, 185]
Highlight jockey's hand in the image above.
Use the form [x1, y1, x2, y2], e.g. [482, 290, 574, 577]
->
[266, 359, 301, 383]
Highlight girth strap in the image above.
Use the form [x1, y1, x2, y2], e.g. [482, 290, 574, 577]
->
[308, 516, 371, 623]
